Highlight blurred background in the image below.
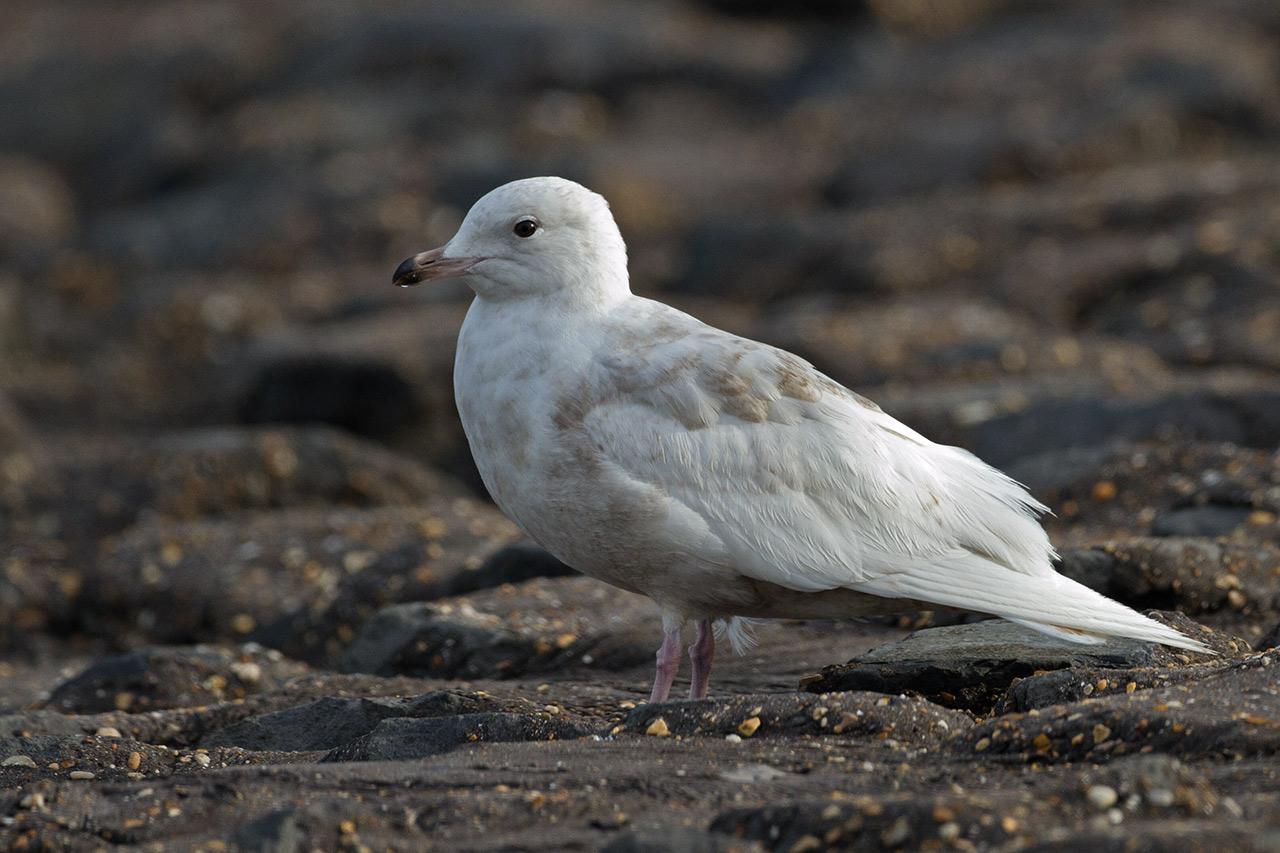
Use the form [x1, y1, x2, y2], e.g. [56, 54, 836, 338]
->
[3, 0, 1280, 667]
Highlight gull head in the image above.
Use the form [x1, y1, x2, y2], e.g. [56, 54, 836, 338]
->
[393, 177, 630, 306]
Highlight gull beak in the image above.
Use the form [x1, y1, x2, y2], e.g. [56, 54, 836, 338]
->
[392, 246, 479, 287]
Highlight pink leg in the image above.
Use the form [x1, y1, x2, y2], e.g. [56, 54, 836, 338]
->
[648, 625, 683, 703]
[688, 619, 715, 700]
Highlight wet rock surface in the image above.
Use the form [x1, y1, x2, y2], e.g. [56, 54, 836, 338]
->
[4, 0, 1280, 848]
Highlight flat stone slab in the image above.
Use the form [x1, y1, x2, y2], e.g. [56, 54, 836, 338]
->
[203, 691, 501, 752]
[801, 614, 1228, 713]
[323, 713, 591, 761]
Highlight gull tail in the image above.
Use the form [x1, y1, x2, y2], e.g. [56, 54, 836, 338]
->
[852, 552, 1211, 654]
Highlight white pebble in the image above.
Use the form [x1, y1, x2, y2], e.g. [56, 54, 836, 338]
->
[1087, 785, 1118, 810]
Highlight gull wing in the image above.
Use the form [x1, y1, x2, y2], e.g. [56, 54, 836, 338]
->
[580, 301, 1054, 594]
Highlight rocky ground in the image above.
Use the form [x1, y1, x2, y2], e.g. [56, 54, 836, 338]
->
[3, 0, 1280, 849]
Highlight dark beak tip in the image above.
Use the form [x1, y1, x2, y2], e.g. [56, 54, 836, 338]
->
[392, 256, 419, 287]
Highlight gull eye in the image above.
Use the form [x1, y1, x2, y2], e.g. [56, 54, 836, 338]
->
[513, 218, 539, 238]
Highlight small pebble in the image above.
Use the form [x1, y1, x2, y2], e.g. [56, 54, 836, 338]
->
[1, 755, 36, 768]
[737, 716, 761, 737]
[645, 718, 670, 737]
[1146, 788, 1175, 808]
[95, 726, 122, 738]
[1087, 785, 1118, 810]
[229, 661, 262, 683]
[724, 733, 742, 743]
[880, 815, 911, 847]
[193, 753, 211, 768]
[788, 835, 821, 853]
[128, 751, 142, 770]
[69, 770, 95, 780]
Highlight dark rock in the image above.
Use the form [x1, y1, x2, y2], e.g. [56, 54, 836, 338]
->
[204, 691, 497, 752]
[12, 671, 515, 749]
[90, 500, 520, 653]
[43, 645, 308, 714]
[1052, 548, 1120, 592]
[239, 357, 422, 439]
[238, 303, 478, 489]
[323, 713, 590, 761]
[953, 649, 1280, 762]
[339, 576, 655, 678]
[1008, 441, 1280, 535]
[752, 295, 1166, 390]
[959, 391, 1280, 468]
[0, 731, 186, 783]
[0, 714, 84, 740]
[709, 752, 1249, 852]
[0, 735, 64, 764]
[234, 800, 364, 853]
[1150, 505, 1253, 537]
[1083, 261, 1280, 372]
[621, 690, 970, 747]
[1059, 539, 1280, 620]
[449, 544, 579, 596]
[800, 617, 1219, 714]
[693, 0, 866, 22]
[84, 168, 312, 270]
[0, 427, 466, 551]
[603, 828, 749, 853]
[272, 541, 576, 665]
[671, 213, 876, 302]
[0, 736, 115, 776]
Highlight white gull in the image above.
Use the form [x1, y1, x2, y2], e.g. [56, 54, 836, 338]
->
[393, 176, 1208, 702]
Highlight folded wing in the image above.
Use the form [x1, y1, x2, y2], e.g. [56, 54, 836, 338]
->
[579, 302, 1206, 652]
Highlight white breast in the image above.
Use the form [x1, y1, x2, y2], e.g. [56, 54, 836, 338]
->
[452, 297, 733, 602]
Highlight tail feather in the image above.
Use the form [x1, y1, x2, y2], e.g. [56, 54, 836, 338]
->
[853, 552, 1211, 654]
[1004, 617, 1109, 645]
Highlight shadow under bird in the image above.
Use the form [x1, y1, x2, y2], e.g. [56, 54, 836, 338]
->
[393, 177, 1208, 703]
